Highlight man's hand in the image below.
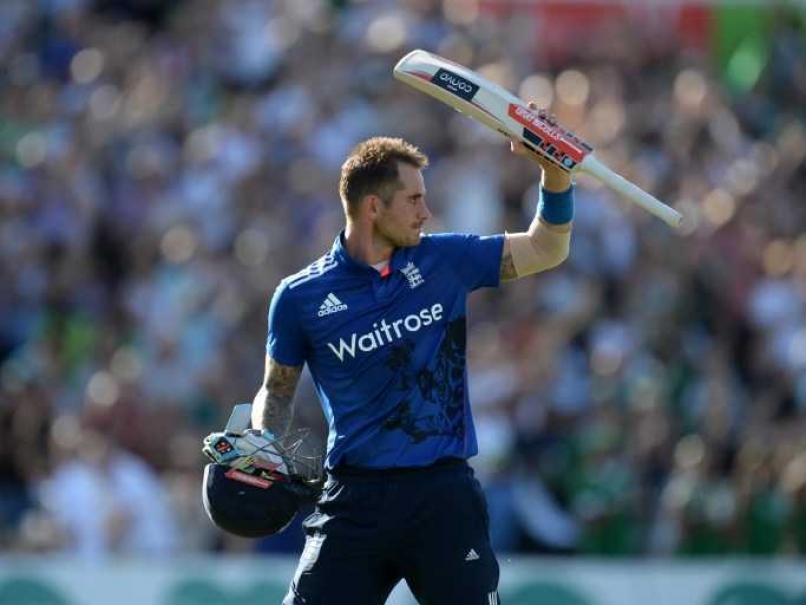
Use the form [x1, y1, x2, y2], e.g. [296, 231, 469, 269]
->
[510, 102, 573, 193]
[203, 428, 288, 476]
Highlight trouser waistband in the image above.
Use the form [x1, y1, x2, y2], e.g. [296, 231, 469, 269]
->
[329, 457, 467, 481]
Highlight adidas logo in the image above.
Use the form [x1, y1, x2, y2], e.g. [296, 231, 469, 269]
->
[465, 548, 480, 561]
[317, 293, 348, 317]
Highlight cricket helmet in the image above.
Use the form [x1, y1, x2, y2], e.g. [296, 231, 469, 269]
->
[202, 428, 323, 538]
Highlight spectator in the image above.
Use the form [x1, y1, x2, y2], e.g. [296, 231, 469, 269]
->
[0, 0, 804, 558]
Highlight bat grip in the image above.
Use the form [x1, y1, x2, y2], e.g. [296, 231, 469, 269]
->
[578, 155, 683, 228]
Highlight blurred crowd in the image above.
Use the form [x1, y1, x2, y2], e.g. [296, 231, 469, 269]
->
[1, 0, 805, 559]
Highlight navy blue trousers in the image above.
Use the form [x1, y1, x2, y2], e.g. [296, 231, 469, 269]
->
[283, 459, 500, 604]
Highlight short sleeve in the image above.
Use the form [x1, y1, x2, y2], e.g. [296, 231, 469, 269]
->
[265, 282, 307, 366]
[428, 233, 505, 291]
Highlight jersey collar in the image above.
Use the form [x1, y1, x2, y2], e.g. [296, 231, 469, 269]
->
[331, 230, 410, 276]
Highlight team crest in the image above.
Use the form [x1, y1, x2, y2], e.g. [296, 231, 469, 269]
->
[401, 262, 424, 289]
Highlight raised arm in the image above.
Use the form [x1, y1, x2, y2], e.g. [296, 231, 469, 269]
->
[251, 354, 303, 435]
[500, 104, 573, 283]
[499, 202, 572, 283]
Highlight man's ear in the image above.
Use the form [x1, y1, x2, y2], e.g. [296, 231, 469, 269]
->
[364, 194, 381, 218]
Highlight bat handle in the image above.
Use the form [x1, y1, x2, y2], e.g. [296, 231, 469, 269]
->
[578, 155, 683, 228]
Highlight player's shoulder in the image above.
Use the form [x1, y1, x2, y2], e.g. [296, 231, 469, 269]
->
[405, 234, 471, 269]
[278, 251, 340, 296]
[415, 232, 503, 266]
[418, 232, 477, 250]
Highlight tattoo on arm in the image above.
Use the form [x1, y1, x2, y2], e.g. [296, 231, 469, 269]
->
[500, 248, 518, 282]
[256, 358, 302, 435]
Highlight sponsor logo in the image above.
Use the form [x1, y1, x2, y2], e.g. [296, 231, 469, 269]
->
[225, 468, 273, 489]
[318, 293, 348, 317]
[401, 262, 424, 289]
[213, 438, 234, 455]
[431, 68, 479, 101]
[508, 104, 588, 163]
[327, 303, 444, 362]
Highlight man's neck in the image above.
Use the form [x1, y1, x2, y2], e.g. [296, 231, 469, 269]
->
[344, 222, 394, 266]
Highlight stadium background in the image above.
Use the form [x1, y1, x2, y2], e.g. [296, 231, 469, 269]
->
[1, 0, 805, 603]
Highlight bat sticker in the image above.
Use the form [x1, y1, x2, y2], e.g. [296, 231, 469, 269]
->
[431, 68, 479, 102]
[522, 128, 578, 171]
[508, 104, 590, 163]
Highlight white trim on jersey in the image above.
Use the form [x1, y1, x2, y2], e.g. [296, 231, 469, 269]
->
[287, 256, 338, 290]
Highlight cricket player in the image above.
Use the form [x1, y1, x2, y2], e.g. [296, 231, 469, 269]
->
[255, 106, 573, 604]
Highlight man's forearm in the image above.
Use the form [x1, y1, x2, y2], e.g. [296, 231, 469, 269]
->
[506, 218, 570, 279]
[251, 386, 294, 435]
[251, 358, 302, 434]
[528, 214, 571, 260]
[504, 184, 572, 280]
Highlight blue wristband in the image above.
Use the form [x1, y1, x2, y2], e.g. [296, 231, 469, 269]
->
[537, 185, 574, 225]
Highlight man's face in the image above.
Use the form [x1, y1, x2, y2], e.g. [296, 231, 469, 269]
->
[375, 162, 431, 248]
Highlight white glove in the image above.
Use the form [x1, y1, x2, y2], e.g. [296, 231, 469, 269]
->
[203, 428, 288, 477]
[203, 404, 323, 485]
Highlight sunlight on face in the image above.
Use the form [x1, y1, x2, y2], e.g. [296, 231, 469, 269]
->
[375, 162, 431, 248]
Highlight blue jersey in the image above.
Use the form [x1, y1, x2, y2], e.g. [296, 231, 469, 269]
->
[266, 232, 505, 470]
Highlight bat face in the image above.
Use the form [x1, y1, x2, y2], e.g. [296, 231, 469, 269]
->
[394, 49, 683, 229]
[394, 49, 593, 172]
[507, 104, 593, 169]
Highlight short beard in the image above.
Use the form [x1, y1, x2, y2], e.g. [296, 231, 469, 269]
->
[376, 220, 419, 248]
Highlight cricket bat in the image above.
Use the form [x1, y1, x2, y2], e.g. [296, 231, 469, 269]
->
[394, 49, 683, 229]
